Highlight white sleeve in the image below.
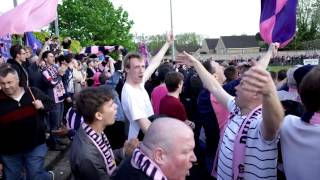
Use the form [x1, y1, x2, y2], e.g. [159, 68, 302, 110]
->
[226, 97, 236, 113]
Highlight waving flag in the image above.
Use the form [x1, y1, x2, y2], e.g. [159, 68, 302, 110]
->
[0, 34, 12, 61]
[25, 32, 43, 54]
[260, 0, 298, 48]
[138, 42, 151, 66]
[0, 0, 59, 36]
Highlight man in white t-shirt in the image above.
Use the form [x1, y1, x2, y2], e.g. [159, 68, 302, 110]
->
[121, 34, 173, 139]
[177, 43, 284, 180]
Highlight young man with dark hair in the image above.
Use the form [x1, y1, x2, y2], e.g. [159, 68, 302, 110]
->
[0, 65, 54, 180]
[159, 71, 194, 128]
[41, 50, 66, 150]
[70, 87, 139, 180]
[7, 44, 29, 87]
[150, 64, 173, 115]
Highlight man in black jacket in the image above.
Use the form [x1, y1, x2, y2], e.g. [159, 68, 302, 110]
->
[7, 45, 29, 87]
[0, 64, 54, 180]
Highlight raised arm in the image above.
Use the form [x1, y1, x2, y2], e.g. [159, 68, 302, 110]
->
[241, 65, 284, 140]
[257, 43, 279, 69]
[143, 34, 173, 83]
[176, 52, 232, 108]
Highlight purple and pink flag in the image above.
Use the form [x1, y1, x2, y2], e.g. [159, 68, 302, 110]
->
[260, 0, 298, 48]
[0, 0, 59, 37]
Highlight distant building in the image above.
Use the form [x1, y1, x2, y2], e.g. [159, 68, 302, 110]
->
[199, 38, 219, 54]
[216, 35, 260, 55]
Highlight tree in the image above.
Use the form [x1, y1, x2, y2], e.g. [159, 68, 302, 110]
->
[135, 33, 203, 55]
[58, 0, 135, 50]
[285, 0, 320, 49]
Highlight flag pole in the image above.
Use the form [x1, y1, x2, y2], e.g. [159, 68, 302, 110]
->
[169, 0, 175, 61]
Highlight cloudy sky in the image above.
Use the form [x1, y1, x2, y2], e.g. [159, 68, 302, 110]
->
[1, 0, 261, 38]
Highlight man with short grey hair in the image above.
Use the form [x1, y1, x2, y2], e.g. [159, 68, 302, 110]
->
[0, 64, 54, 180]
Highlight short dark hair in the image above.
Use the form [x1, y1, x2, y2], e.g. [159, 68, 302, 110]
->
[203, 60, 216, 74]
[123, 52, 143, 69]
[299, 66, 320, 112]
[158, 64, 173, 82]
[277, 69, 287, 81]
[42, 50, 53, 60]
[165, 71, 184, 92]
[10, 45, 24, 59]
[224, 65, 238, 82]
[76, 87, 114, 124]
[269, 71, 277, 81]
[0, 64, 18, 78]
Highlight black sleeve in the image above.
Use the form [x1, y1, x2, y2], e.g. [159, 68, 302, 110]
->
[75, 159, 109, 180]
[30, 87, 54, 112]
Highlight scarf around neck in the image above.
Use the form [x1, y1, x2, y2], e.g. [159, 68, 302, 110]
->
[131, 148, 167, 180]
[82, 123, 117, 176]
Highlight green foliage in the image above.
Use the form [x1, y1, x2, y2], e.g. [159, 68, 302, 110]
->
[34, 31, 82, 53]
[58, 0, 135, 51]
[285, 0, 320, 49]
[135, 32, 203, 55]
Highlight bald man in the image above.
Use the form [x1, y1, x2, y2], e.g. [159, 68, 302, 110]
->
[114, 117, 197, 180]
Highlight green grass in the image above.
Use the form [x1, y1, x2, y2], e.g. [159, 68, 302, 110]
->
[268, 65, 292, 72]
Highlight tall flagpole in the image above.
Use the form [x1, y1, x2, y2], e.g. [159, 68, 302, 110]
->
[170, 0, 175, 61]
[13, 0, 18, 7]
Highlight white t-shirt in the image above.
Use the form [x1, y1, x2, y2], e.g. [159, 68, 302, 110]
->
[217, 97, 278, 180]
[280, 115, 320, 180]
[121, 82, 154, 139]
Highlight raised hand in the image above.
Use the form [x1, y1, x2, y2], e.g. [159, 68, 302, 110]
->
[241, 65, 276, 96]
[166, 32, 174, 45]
[176, 51, 199, 66]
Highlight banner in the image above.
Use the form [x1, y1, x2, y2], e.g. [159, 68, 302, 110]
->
[0, 34, 12, 61]
[25, 32, 43, 54]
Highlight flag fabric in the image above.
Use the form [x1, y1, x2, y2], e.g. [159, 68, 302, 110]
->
[81, 45, 124, 55]
[0, 0, 59, 37]
[0, 34, 12, 61]
[138, 42, 151, 66]
[260, 0, 298, 48]
[25, 32, 43, 54]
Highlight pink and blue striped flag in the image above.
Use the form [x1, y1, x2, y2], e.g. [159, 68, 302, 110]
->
[260, 0, 298, 48]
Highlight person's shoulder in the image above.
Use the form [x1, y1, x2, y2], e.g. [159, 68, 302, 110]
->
[114, 158, 152, 180]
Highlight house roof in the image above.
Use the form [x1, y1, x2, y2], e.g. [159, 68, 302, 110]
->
[175, 44, 201, 53]
[220, 35, 259, 48]
[205, 38, 219, 50]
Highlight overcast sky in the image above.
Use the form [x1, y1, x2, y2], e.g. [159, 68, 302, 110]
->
[1, 0, 261, 38]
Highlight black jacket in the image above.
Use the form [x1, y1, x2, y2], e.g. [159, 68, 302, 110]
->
[7, 59, 29, 87]
[0, 87, 54, 155]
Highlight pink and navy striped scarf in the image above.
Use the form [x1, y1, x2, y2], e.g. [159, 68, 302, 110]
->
[82, 123, 117, 176]
[131, 148, 167, 180]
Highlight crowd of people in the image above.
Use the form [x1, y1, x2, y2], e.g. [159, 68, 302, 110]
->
[0, 34, 319, 180]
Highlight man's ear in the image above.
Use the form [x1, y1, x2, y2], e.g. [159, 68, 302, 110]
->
[95, 111, 103, 121]
[153, 148, 166, 165]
